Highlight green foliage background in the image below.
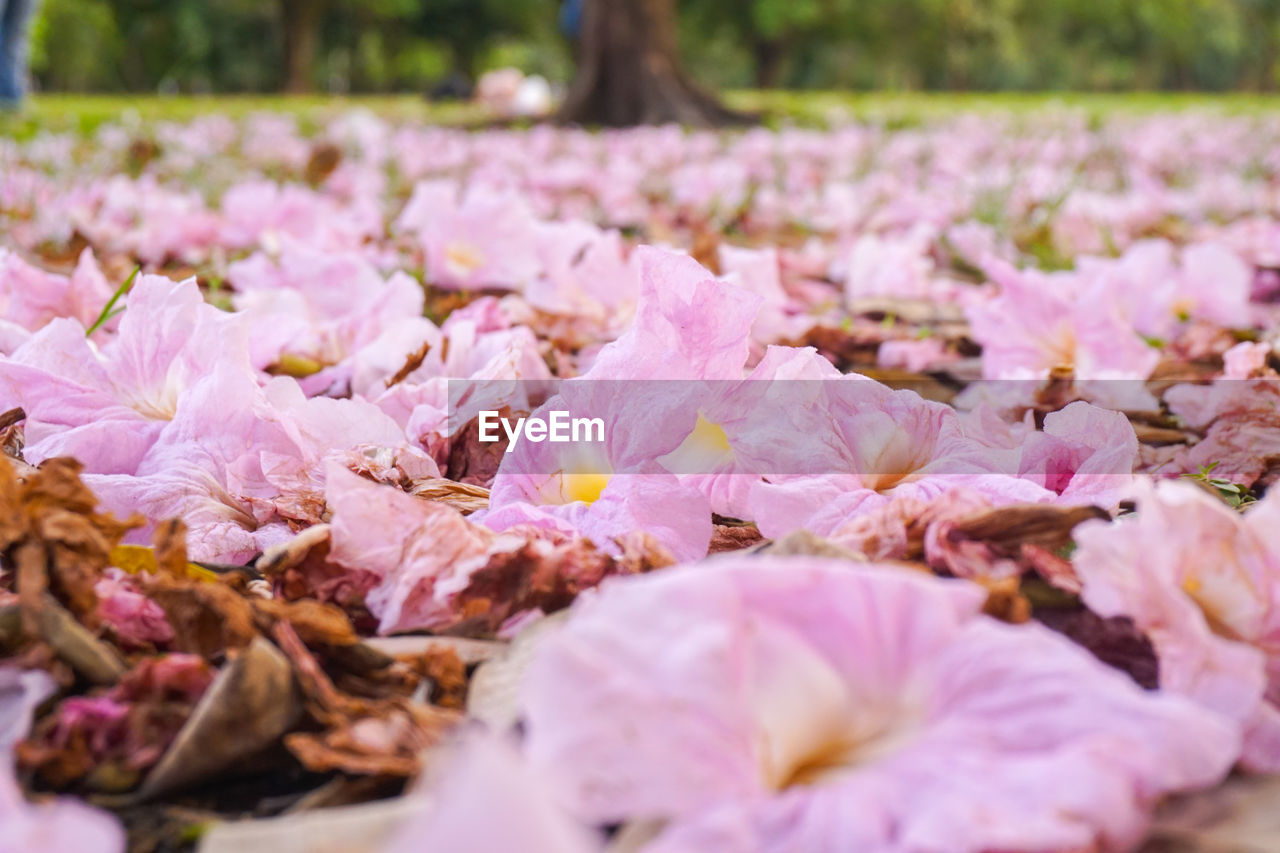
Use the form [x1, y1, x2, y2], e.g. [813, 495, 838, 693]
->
[26, 0, 1280, 93]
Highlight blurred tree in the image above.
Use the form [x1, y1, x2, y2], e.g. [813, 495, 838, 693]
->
[684, 0, 831, 88]
[1237, 0, 1280, 88]
[558, 0, 744, 126]
[280, 0, 322, 92]
[28, 0, 122, 90]
[411, 0, 543, 80]
[25, 0, 1280, 95]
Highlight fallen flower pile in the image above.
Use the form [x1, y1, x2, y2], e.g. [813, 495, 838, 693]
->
[2, 108, 1280, 851]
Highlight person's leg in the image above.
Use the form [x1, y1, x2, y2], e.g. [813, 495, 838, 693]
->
[0, 0, 34, 107]
[0, 0, 12, 105]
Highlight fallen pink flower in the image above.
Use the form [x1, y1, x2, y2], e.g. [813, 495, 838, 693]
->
[1075, 479, 1280, 771]
[385, 733, 599, 853]
[522, 557, 1238, 852]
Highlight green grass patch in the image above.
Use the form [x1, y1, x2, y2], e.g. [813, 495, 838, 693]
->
[5, 90, 1280, 138]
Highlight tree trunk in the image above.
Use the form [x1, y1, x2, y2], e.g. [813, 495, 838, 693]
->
[1260, 32, 1279, 92]
[752, 39, 786, 90]
[557, 0, 749, 127]
[281, 0, 322, 94]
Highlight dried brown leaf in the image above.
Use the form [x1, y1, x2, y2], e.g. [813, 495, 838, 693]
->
[405, 478, 490, 515]
[752, 529, 865, 561]
[709, 524, 765, 553]
[139, 639, 302, 800]
[0, 456, 143, 629]
[31, 592, 126, 685]
[272, 622, 456, 778]
[448, 533, 669, 637]
[949, 504, 1109, 553]
[383, 341, 430, 390]
[252, 598, 358, 648]
[143, 575, 258, 659]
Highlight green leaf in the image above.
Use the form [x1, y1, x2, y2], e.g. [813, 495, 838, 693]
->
[86, 267, 139, 337]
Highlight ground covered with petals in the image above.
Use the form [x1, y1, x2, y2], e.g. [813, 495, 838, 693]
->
[2, 105, 1280, 851]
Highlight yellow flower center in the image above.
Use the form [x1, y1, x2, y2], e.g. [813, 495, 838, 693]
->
[659, 413, 733, 474]
[690, 414, 731, 452]
[1179, 564, 1261, 644]
[444, 242, 486, 279]
[561, 472, 611, 505]
[748, 617, 919, 791]
[1045, 323, 1077, 371]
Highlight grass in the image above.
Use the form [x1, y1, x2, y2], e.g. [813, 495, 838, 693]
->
[4, 90, 1280, 137]
[0, 94, 485, 137]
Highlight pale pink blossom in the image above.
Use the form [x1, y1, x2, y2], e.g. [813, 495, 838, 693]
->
[877, 337, 959, 373]
[1075, 479, 1280, 770]
[0, 247, 112, 338]
[396, 181, 542, 291]
[1223, 341, 1273, 379]
[522, 557, 1239, 852]
[227, 237, 425, 372]
[0, 274, 252, 474]
[750, 379, 1051, 539]
[385, 733, 599, 853]
[325, 463, 496, 633]
[967, 258, 1160, 380]
[582, 246, 760, 381]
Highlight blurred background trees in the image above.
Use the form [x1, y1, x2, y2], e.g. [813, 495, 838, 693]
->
[25, 0, 1280, 94]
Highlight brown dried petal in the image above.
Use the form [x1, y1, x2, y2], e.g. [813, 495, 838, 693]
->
[144, 575, 258, 659]
[252, 598, 359, 648]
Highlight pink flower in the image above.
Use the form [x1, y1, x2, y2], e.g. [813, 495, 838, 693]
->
[718, 245, 808, 345]
[85, 362, 292, 562]
[227, 237, 425, 372]
[749, 379, 1050, 539]
[521, 221, 636, 331]
[521, 557, 1238, 852]
[480, 383, 714, 561]
[481, 247, 757, 557]
[325, 463, 495, 633]
[0, 273, 252, 474]
[658, 346, 842, 519]
[95, 570, 174, 647]
[582, 246, 760, 381]
[72, 175, 218, 265]
[396, 181, 542, 291]
[1222, 341, 1273, 379]
[219, 180, 377, 251]
[0, 247, 112, 338]
[1074, 479, 1280, 771]
[877, 337, 959, 373]
[1017, 401, 1139, 507]
[1078, 240, 1254, 339]
[1175, 242, 1253, 331]
[1164, 378, 1280, 487]
[385, 734, 599, 853]
[483, 471, 712, 564]
[88, 368, 422, 563]
[840, 228, 938, 303]
[967, 258, 1160, 380]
